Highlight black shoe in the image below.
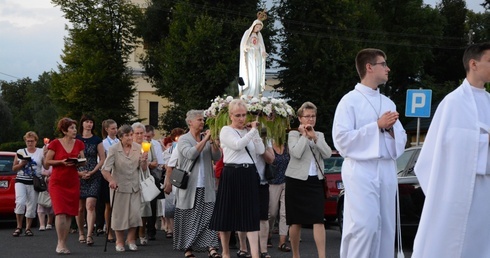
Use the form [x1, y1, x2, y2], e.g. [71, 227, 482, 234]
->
[148, 235, 156, 241]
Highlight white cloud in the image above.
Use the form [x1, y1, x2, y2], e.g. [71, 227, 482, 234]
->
[0, 0, 68, 81]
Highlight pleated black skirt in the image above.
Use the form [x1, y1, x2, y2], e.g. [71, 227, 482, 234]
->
[209, 165, 260, 232]
[285, 176, 325, 225]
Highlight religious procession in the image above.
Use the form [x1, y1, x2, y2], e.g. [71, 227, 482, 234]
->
[3, 2, 490, 258]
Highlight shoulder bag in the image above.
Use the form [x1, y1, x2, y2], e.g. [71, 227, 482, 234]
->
[140, 168, 161, 202]
[33, 175, 47, 192]
[37, 190, 52, 207]
[170, 156, 198, 189]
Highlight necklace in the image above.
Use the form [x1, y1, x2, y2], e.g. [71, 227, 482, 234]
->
[355, 89, 382, 118]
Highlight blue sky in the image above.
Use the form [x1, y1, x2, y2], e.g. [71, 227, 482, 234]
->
[0, 0, 486, 82]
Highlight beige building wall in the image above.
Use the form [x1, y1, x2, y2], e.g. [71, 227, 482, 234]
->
[128, 0, 170, 139]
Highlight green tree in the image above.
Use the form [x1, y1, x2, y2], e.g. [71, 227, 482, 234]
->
[139, 0, 275, 132]
[276, 0, 374, 137]
[0, 78, 35, 141]
[51, 0, 141, 127]
[26, 72, 59, 139]
[368, 0, 445, 125]
[0, 97, 13, 143]
[423, 0, 467, 89]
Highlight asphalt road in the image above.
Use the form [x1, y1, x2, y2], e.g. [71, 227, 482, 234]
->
[0, 221, 412, 257]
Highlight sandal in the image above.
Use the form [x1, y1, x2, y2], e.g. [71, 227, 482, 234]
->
[237, 250, 251, 258]
[86, 236, 94, 246]
[208, 247, 222, 258]
[278, 243, 291, 252]
[96, 228, 104, 236]
[260, 253, 271, 258]
[79, 234, 86, 243]
[56, 248, 71, 255]
[185, 248, 196, 258]
[12, 228, 22, 237]
[24, 229, 33, 236]
[267, 238, 272, 248]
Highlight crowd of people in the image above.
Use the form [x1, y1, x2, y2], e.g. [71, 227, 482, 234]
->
[10, 42, 490, 258]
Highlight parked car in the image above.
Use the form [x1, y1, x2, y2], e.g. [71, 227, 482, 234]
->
[0, 151, 16, 219]
[323, 152, 344, 222]
[336, 146, 425, 240]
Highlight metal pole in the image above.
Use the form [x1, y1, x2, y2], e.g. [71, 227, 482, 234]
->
[416, 117, 420, 146]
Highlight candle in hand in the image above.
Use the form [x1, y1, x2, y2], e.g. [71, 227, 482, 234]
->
[141, 141, 151, 153]
[43, 138, 50, 145]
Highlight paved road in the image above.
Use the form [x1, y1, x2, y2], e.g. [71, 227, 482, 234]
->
[0, 221, 412, 257]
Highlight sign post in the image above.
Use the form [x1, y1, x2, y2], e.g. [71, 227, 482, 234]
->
[405, 89, 432, 146]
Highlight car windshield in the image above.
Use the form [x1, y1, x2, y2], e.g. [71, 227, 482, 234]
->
[396, 149, 416, 175]
[324, 156, 344, 174]
[0, 155, 14, 174]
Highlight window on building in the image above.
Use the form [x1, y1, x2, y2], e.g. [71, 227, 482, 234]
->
[149, 101, 159, 127]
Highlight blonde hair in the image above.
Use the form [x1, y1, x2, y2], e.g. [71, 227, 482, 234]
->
[228, 99, 247, 115]
[23, 131, 39, 141]
[297, 101, 317, 117]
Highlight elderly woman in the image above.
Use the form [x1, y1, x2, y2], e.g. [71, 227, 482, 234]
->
[12, 131, 44, 237]
[45, 118, 86, 254]
[75, 114, 105, 246]
[132, 122, 158, 246]
[168, 110, 221, 258]
[209, 99, 265, 258]
[285, 102, 332, 258]
[101, 124, 145, 252]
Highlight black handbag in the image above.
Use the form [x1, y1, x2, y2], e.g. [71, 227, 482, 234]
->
[264, 163, 277, 180]
[33, 175, 47, 192]
[170, 156, 198, 189]
[169, 168, 190, 189]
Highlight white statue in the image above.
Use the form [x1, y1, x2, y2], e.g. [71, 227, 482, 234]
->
[239, 11, 267, 97]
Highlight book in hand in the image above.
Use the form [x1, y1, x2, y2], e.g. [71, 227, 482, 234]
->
[16, 153, 32, 162]
[66, 158, 87, 164]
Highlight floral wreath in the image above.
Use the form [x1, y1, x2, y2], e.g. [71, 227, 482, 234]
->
[204, 95, 295, 145]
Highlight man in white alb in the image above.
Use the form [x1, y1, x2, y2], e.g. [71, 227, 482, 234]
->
[332, 48, 407, 258]
[412, 43, 490, 258]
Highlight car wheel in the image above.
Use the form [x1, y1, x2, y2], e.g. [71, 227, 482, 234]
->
[337, 199, 344, 234]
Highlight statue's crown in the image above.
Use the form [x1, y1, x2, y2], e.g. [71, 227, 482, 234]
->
[257, 10, 267, 21]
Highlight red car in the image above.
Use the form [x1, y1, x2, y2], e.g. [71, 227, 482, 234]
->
[0, 151, 17, 219]
[323, 152, 344, 223]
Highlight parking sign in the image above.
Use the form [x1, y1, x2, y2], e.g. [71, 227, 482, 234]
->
[406, 89, 432, 117]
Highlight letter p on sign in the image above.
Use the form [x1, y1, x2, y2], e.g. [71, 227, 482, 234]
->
[406, 89, 432, 118]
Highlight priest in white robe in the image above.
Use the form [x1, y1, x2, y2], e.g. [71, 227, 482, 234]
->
[332, 48, 407, 258]
[412, 42, 490, 258]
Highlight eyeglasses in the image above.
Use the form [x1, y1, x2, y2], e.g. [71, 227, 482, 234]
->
[233, 113, 247, 118]
[371, 62, 388, 68]
[25, 140, 36, 143]
[301, 115, 316, 119]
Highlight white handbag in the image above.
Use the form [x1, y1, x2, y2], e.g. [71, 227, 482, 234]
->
[37, 191, 52, 207]
[140, 168, 161, 202]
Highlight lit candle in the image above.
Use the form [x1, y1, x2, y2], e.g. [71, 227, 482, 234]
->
[141, 141, 151, 153]
[43, 138, 50, 145]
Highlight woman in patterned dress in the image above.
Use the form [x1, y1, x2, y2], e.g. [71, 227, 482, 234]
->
[171, 110, 221, 258]
[75, 114, 106, 246]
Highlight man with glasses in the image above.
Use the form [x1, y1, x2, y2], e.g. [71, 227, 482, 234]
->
[332, 48, 407, 258]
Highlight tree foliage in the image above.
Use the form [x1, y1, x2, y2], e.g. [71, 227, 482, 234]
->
[276, 0, 380, 137]
[51, 0, 142, 128]
[0, 73, 58, 142]
[139, 0, 276, 132]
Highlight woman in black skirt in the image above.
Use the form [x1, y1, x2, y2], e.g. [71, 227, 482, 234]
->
[209, 99, 265, 258]
[285, 102, 332, 258]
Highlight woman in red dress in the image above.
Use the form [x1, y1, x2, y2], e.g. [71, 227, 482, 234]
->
[44, 118, 86, 254]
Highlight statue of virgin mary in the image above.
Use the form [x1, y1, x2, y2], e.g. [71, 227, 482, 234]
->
[239, 11, 267, 97]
